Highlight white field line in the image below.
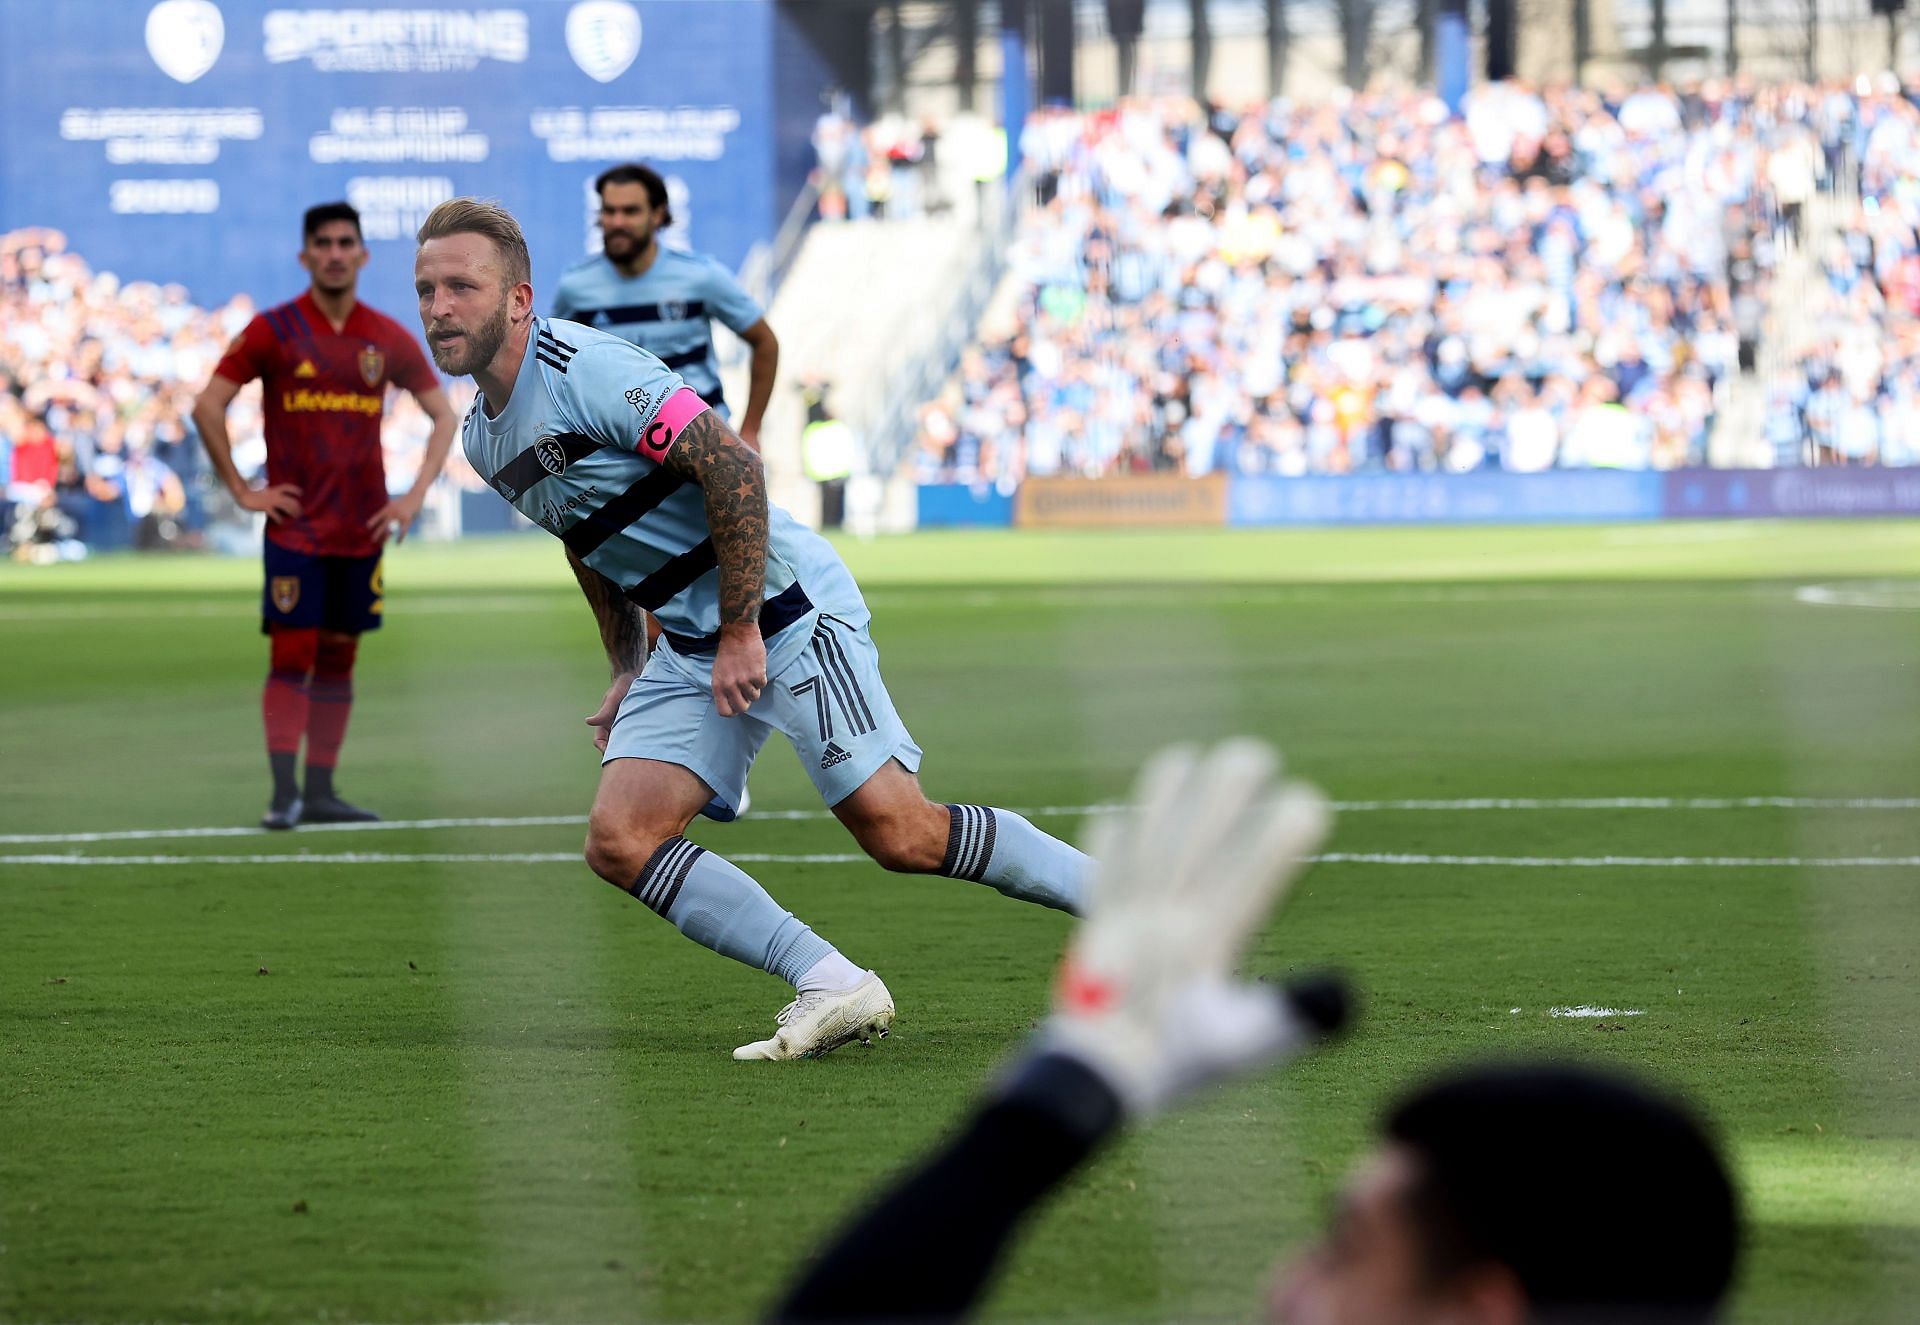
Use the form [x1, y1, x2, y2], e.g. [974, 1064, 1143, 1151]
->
[1, 852, 868, 867]
[6, 851, 1919, 870]
[0, 594, 570, 623]
[1550, 1006, 1647, 1018]
[1317, 852, 1920, 868]
[0, 585, 1674, 624]
[3, 796, 1914, 847]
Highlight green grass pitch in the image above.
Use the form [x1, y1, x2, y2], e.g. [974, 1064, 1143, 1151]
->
[2, 521, 1917, 1323]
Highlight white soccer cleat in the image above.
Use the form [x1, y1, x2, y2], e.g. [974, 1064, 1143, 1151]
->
[732, 972, 895, 1061]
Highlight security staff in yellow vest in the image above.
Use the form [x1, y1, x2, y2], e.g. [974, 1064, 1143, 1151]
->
[801, 390, 857, 530]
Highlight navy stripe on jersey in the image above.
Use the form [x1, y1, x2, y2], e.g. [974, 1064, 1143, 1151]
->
[286, 304, 314, 338]
[588, 300, 709, 326]
[624, 539, 718, 611]
[659, 581, 814, 655]
[264, 307, 293, 342]
[656, 347, 709, 372]
[561, 467, 687, 559]
[487, 433, 605, 502]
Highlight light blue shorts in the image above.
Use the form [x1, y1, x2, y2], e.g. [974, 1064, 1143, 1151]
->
[603, 613, 922, 815]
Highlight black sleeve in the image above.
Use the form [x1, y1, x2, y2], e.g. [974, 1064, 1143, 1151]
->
[770, 1051, 1125, 1324]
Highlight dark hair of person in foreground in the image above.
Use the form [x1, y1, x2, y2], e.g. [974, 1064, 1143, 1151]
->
[775, 1056, 1739, 1325]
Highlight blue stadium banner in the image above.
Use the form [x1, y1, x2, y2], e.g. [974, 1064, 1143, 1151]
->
[917, 482, 1016, 528]
[1663, 467, 1920, 518]
[0, 0, 797, 321]
[1230, 471, 1666, 526]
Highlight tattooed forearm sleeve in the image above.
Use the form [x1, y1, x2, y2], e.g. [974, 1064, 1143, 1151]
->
[661, 409, 768, 628]
[566, 546, 649, 675]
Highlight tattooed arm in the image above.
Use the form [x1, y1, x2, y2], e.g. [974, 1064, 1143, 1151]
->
[569, 546, 649, 752]
[567, 546, 649, 675]
[661, 408, 769, 717]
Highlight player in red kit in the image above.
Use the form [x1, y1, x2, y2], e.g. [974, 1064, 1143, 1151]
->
[193, 202, 456, 829]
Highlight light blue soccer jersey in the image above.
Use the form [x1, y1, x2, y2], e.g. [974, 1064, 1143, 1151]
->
[461, 317, 856, 672]
[549, 247, 763, 415]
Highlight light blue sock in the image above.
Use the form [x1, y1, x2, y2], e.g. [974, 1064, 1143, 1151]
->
[631, 837, 835, 986]
[940, 805, 1089, 915]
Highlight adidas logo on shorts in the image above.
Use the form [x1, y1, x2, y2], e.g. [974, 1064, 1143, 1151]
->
[820, 741, 851, 770]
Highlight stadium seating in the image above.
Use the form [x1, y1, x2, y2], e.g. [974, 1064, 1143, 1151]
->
[910, 81, 1920, 484]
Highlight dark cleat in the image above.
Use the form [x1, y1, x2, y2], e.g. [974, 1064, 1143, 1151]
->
[301, 795, 381, 824]
[262, 797, 304, 831]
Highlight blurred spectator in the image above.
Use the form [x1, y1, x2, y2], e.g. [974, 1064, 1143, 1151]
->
[1769, 76, 1920, 466]
[813, 99, 948, 223]
[914, 81, 1920, 484]
[1, 226, 463, 559]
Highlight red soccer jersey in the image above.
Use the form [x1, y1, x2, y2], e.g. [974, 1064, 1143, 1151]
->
[214, 291, 437, 556]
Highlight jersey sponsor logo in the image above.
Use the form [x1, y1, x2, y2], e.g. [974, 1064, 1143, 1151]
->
[565, 0, 640, 83]
[358, 345, 384, 386]
[294, 359, 318, 378]
[271, 575, 301, 614]
[146, 0, 225, 84]
[282, 388, 383, 415]
[534, 437, 568, 476]
[534, 482, 601, 533]
[624, 384, 656, 419]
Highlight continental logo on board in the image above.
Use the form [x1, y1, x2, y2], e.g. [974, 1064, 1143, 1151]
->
[281, 389, 383, 416]
[1015, 473, 1229, 529]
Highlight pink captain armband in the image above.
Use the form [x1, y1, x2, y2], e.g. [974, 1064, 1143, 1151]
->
[636, 387, 710, 463]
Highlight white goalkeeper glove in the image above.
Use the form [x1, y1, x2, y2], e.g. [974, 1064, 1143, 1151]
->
[1040, 739, 1347, 1115]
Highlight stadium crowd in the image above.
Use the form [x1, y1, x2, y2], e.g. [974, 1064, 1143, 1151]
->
[1764, 76, 1920, 466]
[913, 79, 1920, 483]
[0, 226, 451, 562]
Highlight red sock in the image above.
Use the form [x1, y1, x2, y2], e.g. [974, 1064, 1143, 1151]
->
[263, 627, 319, 756]
[305, 633, 359, 773]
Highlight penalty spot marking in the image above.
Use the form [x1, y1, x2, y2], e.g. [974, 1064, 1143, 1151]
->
[3, 796, 1915, 847]
[1795, 582, 1920, 612]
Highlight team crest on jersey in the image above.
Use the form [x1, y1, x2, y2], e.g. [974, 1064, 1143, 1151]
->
[660, 300, 687, 322]
[271, 576, 301, 614]
[535, 438, 568, 476]
[358, 345, 384, 387]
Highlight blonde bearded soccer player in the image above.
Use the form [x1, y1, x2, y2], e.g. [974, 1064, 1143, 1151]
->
[412, 198, 1091, 1060]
